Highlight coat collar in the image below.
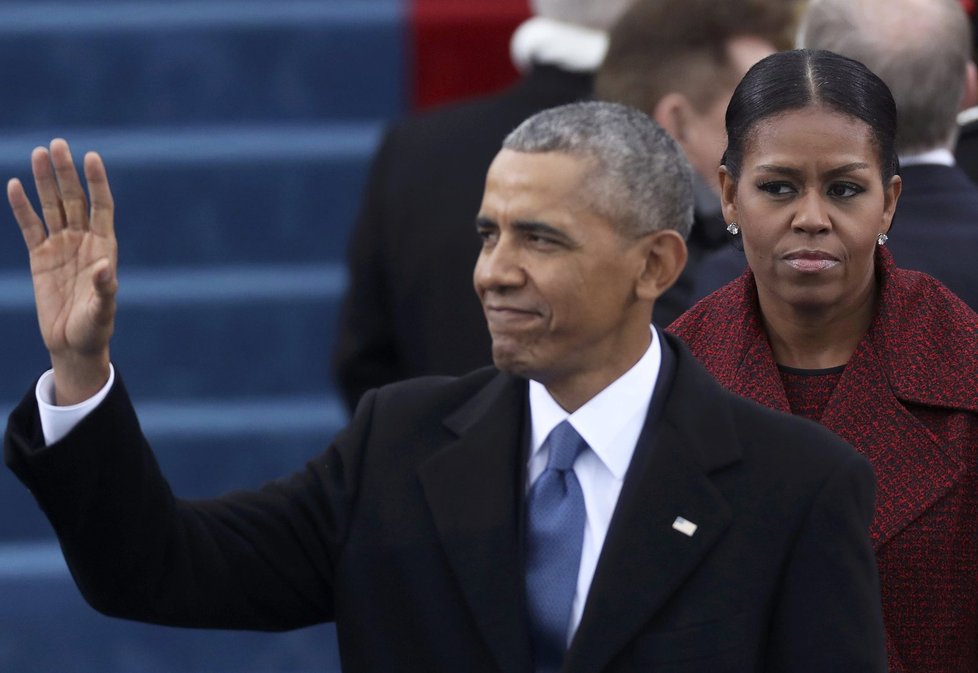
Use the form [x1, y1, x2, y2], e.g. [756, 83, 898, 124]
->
[566, 335, 737, 673]
[672, 247, 977, 548]
[418, 371, 534, 673]
[713, 247, 978, 413]
[867, 247, 978, 413]
[419, 336, 741, 672]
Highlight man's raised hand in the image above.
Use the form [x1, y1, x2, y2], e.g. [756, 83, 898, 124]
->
[7, 139, 117, 405]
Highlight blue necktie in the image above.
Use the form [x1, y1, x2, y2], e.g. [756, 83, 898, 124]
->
[525, 420, 588, 672]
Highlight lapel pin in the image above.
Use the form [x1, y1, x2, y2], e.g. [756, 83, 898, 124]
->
[672, 516, 698, 537]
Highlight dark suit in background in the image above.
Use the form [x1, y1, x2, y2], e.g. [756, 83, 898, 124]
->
[955, 115, 978, 184]
[5, 333, 887, 672]
[883, 163, 978, 310]
[688, 162, 978, 312]
[333, 65, 591, 411]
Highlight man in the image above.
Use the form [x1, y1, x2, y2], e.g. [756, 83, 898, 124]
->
[693, 0, 978, 310]
[951, 0, 978, 185]
[333, 0, 634, 412]
[594, 0, 799, 324]
[5, 103, 886, 671]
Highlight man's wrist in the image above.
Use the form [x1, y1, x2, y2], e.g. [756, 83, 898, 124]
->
[37, 364, 116, 446]
[50, 352, 111, 406]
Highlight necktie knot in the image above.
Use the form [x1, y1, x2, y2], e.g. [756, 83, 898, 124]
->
[546, 421, 587, 472]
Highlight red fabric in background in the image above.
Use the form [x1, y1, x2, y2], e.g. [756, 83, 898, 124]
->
[410, 0, 531, 110]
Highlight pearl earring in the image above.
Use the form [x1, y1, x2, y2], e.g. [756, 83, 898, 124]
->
[726, 222, 740, 236]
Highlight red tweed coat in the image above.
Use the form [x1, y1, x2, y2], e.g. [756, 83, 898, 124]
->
[668, 247, 978, 673]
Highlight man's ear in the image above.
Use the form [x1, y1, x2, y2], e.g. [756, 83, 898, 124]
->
[961, 61, 978, 111]
[718, 165, 738, 224]
[635, 229, 688, 302]
[652, 92, 692, 144]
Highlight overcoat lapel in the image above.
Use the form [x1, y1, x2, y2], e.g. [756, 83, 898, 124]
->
[417, 372, 533, 673]
[712, 259, 968, 551]
[820, 340, 966, 549]
[565, 338, 737, 673]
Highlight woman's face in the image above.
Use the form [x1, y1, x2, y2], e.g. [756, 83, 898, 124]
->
[720, 106, 901, 315]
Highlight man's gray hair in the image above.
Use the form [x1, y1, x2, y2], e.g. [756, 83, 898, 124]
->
[502, 101, 694, 239]
[531, 0, 636, 32]
[798, 0, 972, 154]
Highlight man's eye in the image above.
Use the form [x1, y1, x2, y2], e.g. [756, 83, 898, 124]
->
[828, 183, 863, 198]
[476, 229, 499, 248]
[526, 233, 560, 248]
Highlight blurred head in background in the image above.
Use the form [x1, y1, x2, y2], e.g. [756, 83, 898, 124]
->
[798, 0, 977, 155]
[595, 0, 800, 194]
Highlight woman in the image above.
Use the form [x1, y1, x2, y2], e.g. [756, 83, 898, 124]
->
[669, 49, 978, 673]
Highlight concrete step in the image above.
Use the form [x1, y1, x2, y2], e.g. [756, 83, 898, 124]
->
[0, 1, 405, 128]
[0, 396, 347, 540]
[0, 123, 381, 269]
[0, 541, 342, 672]
[0, 264, 348, 401]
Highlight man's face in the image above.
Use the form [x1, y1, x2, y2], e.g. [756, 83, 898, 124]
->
[682, 36, 776, 194]
[473, 150, 650, 393]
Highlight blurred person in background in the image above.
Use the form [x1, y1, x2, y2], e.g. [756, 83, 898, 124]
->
[952, 0, 978, 182]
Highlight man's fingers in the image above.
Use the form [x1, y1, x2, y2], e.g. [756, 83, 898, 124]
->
[49, 139, 89, 232]
[7, 177, 47, 251]
[83, 152, 114, 238]
[90, 258, 118, 328]
[31, 146, 67, 234]
[92, 258, 117, 296]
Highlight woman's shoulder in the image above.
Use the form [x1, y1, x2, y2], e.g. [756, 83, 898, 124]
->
[874, 265, 978, 412]
[667, 273, 753, 346]
[880, 265, 978, 338]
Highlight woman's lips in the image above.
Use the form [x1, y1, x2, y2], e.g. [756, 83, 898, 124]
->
[782, 250, 840, 273]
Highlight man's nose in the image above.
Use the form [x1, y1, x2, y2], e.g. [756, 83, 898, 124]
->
[474, 237, 526, 292]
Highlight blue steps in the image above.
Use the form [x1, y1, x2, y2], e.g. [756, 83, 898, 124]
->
[0, 124, 383, 268]
[0, 2, 406, 127]
[0, 542, 341, 673]
[1, 266, 345, 399]
[0, 1, 409, 671]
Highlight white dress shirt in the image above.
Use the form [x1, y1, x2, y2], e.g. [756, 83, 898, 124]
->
[36, 365, 116, 446]
[899, 147, 955, 167]
[527, 328, 661, 642]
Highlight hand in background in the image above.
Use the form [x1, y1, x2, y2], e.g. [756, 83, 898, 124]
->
[7, 139, 117, 405]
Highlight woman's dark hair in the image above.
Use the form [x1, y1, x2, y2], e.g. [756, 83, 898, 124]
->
[722, 49, 899, 183]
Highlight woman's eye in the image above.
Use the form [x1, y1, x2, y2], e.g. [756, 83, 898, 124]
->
[759, 181, 794, 195]
[827, 183, 863, 198]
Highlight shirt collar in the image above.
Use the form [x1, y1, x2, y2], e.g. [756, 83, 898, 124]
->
[509, 16, 608, 75]
[528, 328, 661, 480]
[899, 148, 955, 167]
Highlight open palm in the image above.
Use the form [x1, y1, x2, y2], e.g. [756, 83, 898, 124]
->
[7, 139, 117, 403]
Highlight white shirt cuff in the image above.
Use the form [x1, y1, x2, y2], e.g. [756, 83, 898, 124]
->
[35, 365, 116, 446]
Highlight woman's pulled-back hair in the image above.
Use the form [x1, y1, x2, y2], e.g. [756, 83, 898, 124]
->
[722, 49, 899, 183]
